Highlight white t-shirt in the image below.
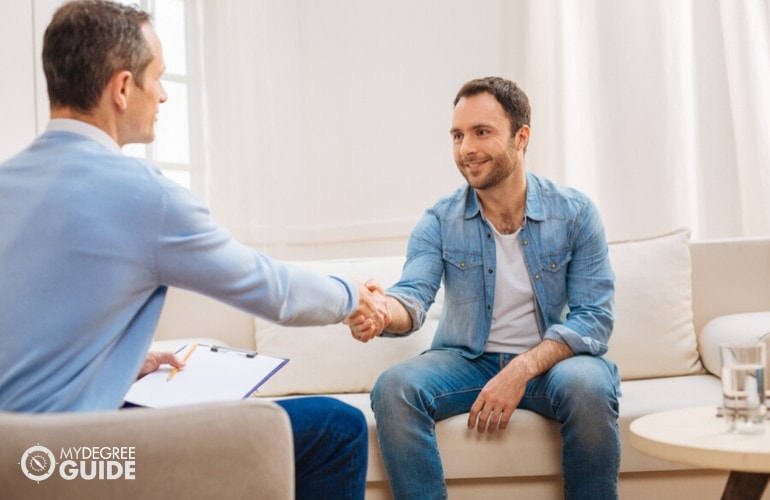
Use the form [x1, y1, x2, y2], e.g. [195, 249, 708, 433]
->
[483, 223, 541, 354]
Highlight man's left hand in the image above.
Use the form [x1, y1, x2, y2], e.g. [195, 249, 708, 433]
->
[467, 368, 526, 434]
[137, 351, 185, 379]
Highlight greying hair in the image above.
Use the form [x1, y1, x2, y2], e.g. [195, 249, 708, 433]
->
[43, 0, 153, 112]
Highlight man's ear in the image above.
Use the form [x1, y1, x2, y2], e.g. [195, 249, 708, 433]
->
[109, 70, 133, 111]
[515, 124, 531, 152]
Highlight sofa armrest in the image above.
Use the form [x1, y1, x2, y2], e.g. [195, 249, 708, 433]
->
[698, 312, 770, 376]
[1, 400, 293, 500]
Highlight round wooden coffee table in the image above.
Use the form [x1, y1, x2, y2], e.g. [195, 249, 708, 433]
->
[630, 406, 770, 499]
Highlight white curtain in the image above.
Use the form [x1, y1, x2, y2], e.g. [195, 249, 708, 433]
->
[194, 0, 299, 253]
[196, 0, 770, 254]
[504, 0, 770, 240]
[719, 0, 770, 236]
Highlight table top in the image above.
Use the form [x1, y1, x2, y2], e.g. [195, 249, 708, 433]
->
[630, 406, 770, 473]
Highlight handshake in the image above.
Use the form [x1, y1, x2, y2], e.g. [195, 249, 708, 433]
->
[344, 279, 391, 343]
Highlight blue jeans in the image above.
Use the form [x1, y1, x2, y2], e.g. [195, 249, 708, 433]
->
[371, 350, 621, 500]
[276, 397, 368, 500]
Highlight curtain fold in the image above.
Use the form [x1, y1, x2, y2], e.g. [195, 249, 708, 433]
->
[196, 0, 291, 248]
[718, 0, 770, 236]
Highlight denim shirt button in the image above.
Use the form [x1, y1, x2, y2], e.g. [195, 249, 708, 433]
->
[523, 240, 528, 245]
[551, 263, 557, 269]
[460, 262, 465, 268]
[488, 269, 493, 274]
[535, 274, 540, 280]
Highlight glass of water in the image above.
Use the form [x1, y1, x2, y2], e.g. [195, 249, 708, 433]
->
[760, 332, 770, 417]
[720, 342, 766, 434]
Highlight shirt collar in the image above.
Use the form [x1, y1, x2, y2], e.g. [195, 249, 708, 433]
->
[462, 172, 545, 222]
[46, 118, 122, 155]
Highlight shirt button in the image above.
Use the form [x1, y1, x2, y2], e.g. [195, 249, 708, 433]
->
[551, 263, 557, 269]
[460, 262, 465, 268]
[523, 240, 528, 245]
[535, 274, 540, 280]
[487, 233, 492, 239]
[488, 269, 493, 274]
[487, 305, 492, 310]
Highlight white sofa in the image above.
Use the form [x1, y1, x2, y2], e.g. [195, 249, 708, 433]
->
[153, 229, 770, 499]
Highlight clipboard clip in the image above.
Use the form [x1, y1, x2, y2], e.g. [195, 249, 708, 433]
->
[209, 344, 258, 358]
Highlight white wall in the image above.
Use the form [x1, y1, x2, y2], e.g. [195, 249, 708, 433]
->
[0, 2, 37, 161]
[0, 0, 63, 161]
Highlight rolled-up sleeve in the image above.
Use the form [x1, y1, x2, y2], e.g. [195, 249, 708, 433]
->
[542, 198, 615, 356]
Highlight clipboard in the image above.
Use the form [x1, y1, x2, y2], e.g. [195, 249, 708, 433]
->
[124, 344, 288, 408]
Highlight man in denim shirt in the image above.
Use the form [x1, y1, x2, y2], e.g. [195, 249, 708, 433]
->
[347, 77, 620, 499]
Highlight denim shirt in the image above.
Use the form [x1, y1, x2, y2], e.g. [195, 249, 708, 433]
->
[387, 172, 615, 358]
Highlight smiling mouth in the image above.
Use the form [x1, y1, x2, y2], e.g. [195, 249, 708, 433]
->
[464, 159, 489, 172]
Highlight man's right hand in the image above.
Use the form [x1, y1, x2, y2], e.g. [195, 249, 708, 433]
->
[344, 280, 390, 342]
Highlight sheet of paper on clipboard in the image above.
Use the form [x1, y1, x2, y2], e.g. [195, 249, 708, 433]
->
[124, 343, 288, 408]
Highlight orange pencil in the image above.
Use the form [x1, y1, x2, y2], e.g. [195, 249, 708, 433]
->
[166, 342, 199, 381]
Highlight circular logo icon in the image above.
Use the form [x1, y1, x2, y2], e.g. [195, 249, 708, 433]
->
[20, 445, 56, 482]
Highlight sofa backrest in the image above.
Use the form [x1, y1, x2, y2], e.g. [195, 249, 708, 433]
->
[254, 229, 704, 396]
[690, 236, 770, 333]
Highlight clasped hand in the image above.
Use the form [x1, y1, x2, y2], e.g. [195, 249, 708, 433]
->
[344, 279, 390, 342]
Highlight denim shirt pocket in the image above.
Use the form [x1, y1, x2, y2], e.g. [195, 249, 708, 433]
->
[443, 250, 483, 304]
[538, 250, 572, 307]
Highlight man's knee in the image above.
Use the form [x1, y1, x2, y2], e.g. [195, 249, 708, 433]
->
[371, 363, 420, 411]
[553, 357, 619, 413]
[315, 397, 367, 439]
[279, 396, 367, 440]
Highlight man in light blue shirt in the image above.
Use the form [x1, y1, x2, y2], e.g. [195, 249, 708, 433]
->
[347, 77, 620, 499]
[0, 2, 384, 498]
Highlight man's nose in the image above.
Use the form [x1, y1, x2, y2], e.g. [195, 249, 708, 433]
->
[460, 135, 477, 155]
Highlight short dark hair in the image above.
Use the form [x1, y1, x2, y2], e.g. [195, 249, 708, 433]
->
[43, 0, 153, 112]
[454, 77, 531, 137]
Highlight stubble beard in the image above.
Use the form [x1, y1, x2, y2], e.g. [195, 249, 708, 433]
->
[457, 152, 517, 192]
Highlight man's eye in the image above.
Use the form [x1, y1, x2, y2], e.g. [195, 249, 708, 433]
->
[477, 130, 489, 136]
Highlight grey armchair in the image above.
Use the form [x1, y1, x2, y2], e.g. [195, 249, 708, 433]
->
[0, 399, 294, 500]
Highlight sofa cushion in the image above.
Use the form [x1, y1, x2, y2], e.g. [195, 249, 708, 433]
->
[606, 229, 703, 379]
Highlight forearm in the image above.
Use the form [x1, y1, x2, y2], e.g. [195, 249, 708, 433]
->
[507, 339, 573, 381]
[383, 295, 413, 334]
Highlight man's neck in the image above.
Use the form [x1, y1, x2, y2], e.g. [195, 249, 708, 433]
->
[50, 107, 119, 146]
[476, 175, 527, 235]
